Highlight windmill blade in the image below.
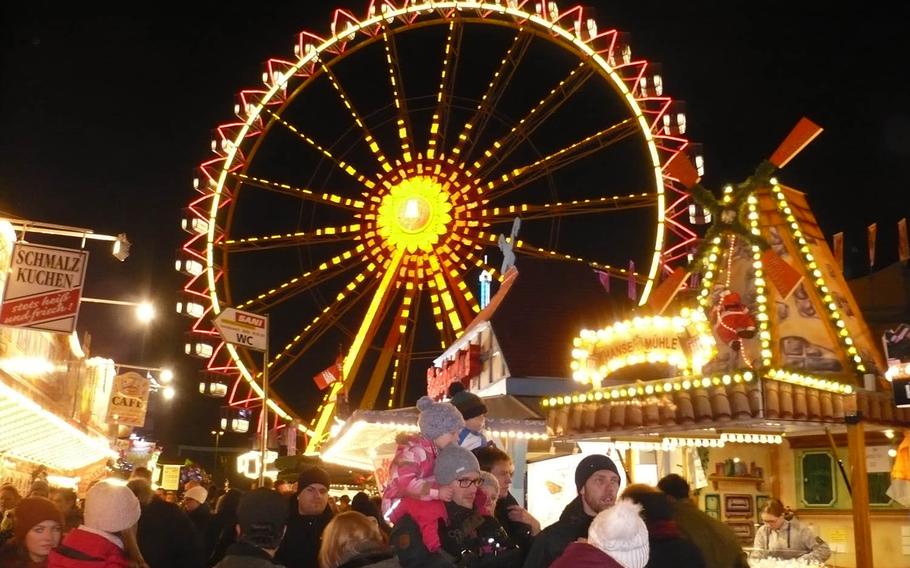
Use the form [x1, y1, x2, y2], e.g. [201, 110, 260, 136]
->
[769, 117, 823, 168]
[665, 151, 701, 190]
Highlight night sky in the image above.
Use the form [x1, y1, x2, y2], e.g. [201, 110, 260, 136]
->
[2, 1, 909, 452]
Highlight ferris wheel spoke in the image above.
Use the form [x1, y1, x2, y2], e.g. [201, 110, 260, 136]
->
[317, 55, 393, 173]
[467, 62, 594, 180]
[359, 279, 418, 410]
[475, 230, 645, 282]
[305, 249, 406, 452]
[477, 193, 656, 223]
[436, 252, 480, 319]
[476, 118, 638, 202]
[451, 29, 533, 163]
[230, 172, 365, 211]
[427, 19, 463, 160]
[260, 107, 378, 190]
[427, 255, 467, 337]
[236, 247, 364, 312]
[265, 272, 381, 383]
[380, 22, 415, 162]
[387, 286, 421, 409]
[223, 224, 360, 253]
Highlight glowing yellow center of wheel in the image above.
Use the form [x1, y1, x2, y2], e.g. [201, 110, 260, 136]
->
[377, 176, 452, 253]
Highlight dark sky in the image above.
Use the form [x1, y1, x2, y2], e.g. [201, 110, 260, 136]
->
[2, 2, 909, 449]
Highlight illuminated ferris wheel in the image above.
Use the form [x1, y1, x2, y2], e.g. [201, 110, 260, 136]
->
[177, 1, 697, 451]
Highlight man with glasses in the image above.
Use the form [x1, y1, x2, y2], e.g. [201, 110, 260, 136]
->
[392, 445, 522, 567]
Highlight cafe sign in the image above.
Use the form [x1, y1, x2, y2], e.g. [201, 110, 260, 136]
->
[106, 371, 150, 427]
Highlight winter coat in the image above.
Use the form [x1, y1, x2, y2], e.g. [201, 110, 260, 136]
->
[549, 542, 626, 568]
[187, 503, 211, 538]
[391, 501, 521, 568]
[670, 500, 747, 568]
[136, 496, 205, 568]
[493, 493, 534, 555]
[752, 518, 831, 563]
[274, 504, 333, 568]
[337, 546, 401, 568]
[394, 499, 447, 552]
[47, 528, 129, 568]
[522, 497, 592, 568]
[382, 434, 440, 523]
[0, 538, 44, 568]
[212, 541, 285, 568]
[457, 429, 488, 451]
[645, 520, 705, 568]
[204, 510, 238, 566]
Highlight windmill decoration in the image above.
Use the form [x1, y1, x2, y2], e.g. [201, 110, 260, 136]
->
[657, 118, 823, 371]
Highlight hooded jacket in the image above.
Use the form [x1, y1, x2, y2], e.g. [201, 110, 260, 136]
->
[522, 497, 592, 568]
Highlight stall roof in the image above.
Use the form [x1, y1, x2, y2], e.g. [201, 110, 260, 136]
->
[0, 379, 116, 471]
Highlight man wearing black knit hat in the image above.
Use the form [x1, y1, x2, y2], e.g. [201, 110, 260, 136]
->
[275, 466, 334, 568]
[523, 454, 622, 568]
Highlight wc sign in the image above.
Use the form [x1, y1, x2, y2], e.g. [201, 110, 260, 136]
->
[213, 308, 268, 352]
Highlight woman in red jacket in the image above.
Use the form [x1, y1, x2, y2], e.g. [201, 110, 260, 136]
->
[48, 483, 142, 568]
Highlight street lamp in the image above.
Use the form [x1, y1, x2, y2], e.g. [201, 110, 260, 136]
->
[211, 429, 225, 479]
[2, 218, 130, 261]
[80, 297, 157, 325]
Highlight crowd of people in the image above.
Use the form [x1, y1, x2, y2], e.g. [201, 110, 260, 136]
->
[0, 385, 831, 568]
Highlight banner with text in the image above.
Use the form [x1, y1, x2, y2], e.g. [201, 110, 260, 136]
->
[0, 243, 88, 333]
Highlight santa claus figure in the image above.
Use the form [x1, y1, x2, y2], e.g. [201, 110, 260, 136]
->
[711, 290, 757, 351]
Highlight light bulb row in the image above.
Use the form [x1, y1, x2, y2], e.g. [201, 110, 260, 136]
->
[747, 195, 774, 367]
[772, 185, 865, 374]
[543, 371, 755, 408]
[766, 368, 854, 394]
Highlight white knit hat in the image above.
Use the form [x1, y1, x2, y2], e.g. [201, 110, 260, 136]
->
[587, 499, 650, 568]
[184, 486, 208, 504]
[84, 482, 142, 534]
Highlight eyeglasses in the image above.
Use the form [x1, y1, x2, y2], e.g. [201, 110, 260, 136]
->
[456, 478, 483, 488]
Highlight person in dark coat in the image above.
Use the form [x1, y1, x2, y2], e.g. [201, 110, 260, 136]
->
[390, 445, 521, 568]
[183, 486, 211, 541]
[550, 499, 649, 568]
[656, 475, 748, 568]
[49, 489, 82, 537]
[621, 485, 705, 568]
[205, 489, 243, 566]
[274, 466, 334, 568]
[349, 492, 391, 540]
[213, 489, 288, 568]
[473, 446, 539, 556]
[126, 479, 205, 568]
[523, 454, 622, 568]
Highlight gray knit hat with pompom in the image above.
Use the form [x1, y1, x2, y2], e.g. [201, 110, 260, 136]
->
[417, 395, 465, 442]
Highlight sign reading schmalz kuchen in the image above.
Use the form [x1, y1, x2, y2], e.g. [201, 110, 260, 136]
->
[0, 242, 89, 333]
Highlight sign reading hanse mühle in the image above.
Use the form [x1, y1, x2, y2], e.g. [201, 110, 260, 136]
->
[0, 242, 89, 333]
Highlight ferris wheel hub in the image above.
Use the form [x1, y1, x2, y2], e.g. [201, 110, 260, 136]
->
[376, 175, 452, 253]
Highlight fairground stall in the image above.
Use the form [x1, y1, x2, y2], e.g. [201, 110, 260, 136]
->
[539, 128, 910, 568]
[0, 219, 118, 494]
